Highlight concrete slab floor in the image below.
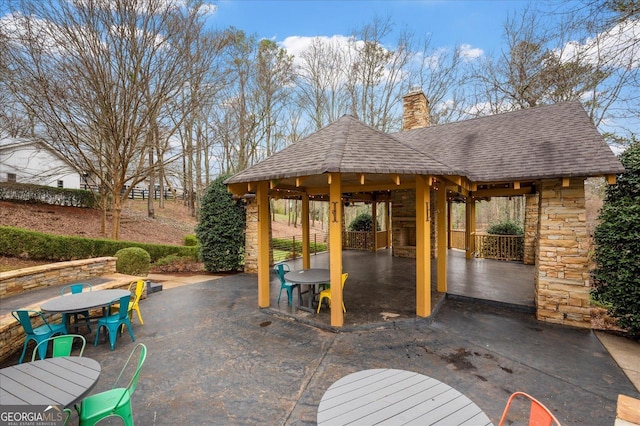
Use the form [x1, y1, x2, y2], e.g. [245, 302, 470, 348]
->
[4, 273, 635, 425]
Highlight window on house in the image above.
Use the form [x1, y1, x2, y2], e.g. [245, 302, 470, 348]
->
[7, 173, 16, 183]
[57, 180, 64, 188]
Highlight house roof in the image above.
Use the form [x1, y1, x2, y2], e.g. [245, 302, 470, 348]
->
[226, 101, 624, 189]
[393, 101, 624, 182]
[226, 115, 460, 185]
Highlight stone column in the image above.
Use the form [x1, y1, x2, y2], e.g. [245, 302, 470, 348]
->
[535, 178, 591, 328]
[244, 198, 273, 273]
[523, 193, 539, 265]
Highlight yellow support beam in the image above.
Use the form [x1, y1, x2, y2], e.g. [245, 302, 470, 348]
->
[256, 181, 270, 308]
[329, 173, 344, 327]
[415, 175, 431, 318]
[302, 193, 310, 269]
[436, 185, 447, 293]
[466, 198, 476, 260]
[607, 174, 617, 185]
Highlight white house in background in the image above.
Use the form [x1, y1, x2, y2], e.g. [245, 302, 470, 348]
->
[0, 137, 83, 189]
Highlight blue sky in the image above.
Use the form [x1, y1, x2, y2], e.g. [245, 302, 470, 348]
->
[209, 0, 532, 54]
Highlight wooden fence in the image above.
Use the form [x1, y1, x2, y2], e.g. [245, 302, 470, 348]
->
[474, 232, 524, 261]
[450, 229, 466, 250]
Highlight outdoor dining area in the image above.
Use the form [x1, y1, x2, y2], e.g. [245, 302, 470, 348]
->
[1, 280, 146, 424]
[1, 269, 638, 425]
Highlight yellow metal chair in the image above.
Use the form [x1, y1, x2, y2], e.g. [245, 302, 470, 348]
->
[317, 273, 348, 313]
[112, 280, 145, 325]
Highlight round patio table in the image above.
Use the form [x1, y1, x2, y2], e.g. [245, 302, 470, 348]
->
[317, 368, 492, 425]
[0, 356, 101, 408]
[41, 289, 131, 329]
[284, 269, 330, 312]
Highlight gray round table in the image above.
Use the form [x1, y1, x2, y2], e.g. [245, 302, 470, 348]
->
[317, 368, 493, 425]
[41, 289, 131, 330]
[284, 269, 330, 312]
[0, 356, 101, 407]
[41, 289, 130, 314]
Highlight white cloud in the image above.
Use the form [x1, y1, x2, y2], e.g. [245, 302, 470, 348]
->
[560, 19, 640, 68]
[459, 43, 483, 61]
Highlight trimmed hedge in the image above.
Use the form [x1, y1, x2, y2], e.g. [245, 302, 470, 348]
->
[0, 226, 198, 262]
[0, 182, 99, 208]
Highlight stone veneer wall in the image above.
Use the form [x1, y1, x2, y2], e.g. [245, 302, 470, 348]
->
[535, 178, 591, 328]
[391, 189, 437, 258]
[244, 198, 273, 273]
[0, 257, 116, 298]
[523, 193, 539, 265]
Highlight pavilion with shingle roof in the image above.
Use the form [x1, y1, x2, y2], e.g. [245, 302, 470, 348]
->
[226, 92, 624, 329]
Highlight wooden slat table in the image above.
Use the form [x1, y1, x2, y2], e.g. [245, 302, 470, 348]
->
[317, 369, 492, 425]
[0, 356, 101, 407]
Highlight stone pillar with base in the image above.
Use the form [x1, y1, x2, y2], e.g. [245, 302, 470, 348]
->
[535, 178, 591, 328]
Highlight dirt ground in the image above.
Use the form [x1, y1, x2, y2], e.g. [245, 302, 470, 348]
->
[0, 199, 314, 272]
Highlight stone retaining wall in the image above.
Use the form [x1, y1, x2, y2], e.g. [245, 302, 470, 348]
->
[0, 257, 117, 299]
[0, 258, 141, 364]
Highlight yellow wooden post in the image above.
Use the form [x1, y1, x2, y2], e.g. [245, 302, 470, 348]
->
[385, 200, 391, 248]
[466, 198, 476, 259]
[447, 200, 452, 249]
[437, 184, 447, 293]
[371, 201, 377, 251]
[257, 181, 270, 308]
[329, 173, 344, 327]
[302, 193, 310, 269]
[416, 175, 431, 317]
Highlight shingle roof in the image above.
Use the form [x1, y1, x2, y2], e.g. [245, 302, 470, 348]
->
[226, 101, 624, 187]
[393, 101, 624, 181]
[226, 115, 458, 184]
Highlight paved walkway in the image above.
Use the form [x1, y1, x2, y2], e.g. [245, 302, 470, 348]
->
[4, 272, 635, 425]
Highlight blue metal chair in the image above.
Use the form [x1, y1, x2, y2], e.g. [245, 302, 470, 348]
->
[94, 295, 135, 351]
[274, 264, 299, 305]
[60, 283, 93, 333]
[11, 310, 67, 364]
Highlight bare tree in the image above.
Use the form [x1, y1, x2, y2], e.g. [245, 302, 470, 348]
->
[346, 16, 414, 132]
[469, 3, 637, 136]
[2, 0, 211, 238]
[296, 36, 351, 130]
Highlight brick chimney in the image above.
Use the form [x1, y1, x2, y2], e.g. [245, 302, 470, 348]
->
[402, 89, 430, 130]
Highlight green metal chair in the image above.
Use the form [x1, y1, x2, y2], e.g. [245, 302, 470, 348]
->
[72, 343, 147, 426]
[274, 264, 299, 305]
[60, 283, 93, 333]
[31, 334, 86, 361]
[94, 295, 135, 351]
[11, 310, 67, 364]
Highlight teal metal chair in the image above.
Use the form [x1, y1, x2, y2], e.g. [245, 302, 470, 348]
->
[60, 283, 93, 333]
[31, 334, 86, 361]
[71, 343, 147, 426]
[274, 264, 299, 305]
[94, 295, 135, 351]
[11, 310, 67, 364]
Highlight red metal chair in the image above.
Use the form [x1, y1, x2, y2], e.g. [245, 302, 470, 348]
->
[499, 391, 561, 426]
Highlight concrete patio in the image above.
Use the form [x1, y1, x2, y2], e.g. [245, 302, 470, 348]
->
[267, 249, 535, 331]
[2, 261, 637, 425]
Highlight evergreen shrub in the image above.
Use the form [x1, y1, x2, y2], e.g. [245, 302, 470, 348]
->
[195, 175, 246, 272]
[592, 140, 640, 336]
[115, 247, 151, 276]
[348, 213, 380, 232]
[0, 226, 198, 261]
